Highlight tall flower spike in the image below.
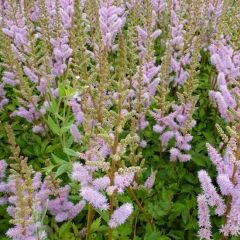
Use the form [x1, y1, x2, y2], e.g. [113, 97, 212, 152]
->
[206, 143, 224, 173]
[0, 160, 7, 179]
[80, 187, 109, 210]
[48, 185, 86, 222]
[108, 203, 133, 228]
[72, 162, 92, 187]
[69, 98, 85, 125]
[197, 194, 212, 240]
[208, 39, 240, 122]
[99, 0, 126, 51]
[221, 195, 240, 236]
[151, 0, 166, 16]
[114, 172, 135, 193]
[70, 124, 82, 144]
[144, 171, 157, 189]
[51, 36, 73, 77]
[0, 160, 8, 205]
[198, 170, 226, 216]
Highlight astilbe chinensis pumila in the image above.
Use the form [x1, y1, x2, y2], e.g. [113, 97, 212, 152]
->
[143, 170, 157, 190]
[152, 0, 204, 162]
[197, 5, 240, 238]
[153, 0, 232, 163]
[207, 5, 240, 121]
[197, 194, 212, 240]
[108, 203, 133, 228]
[152, 101, 196, 162]
[0, 125, 86, 239]
[0, 0, 75, 133]
[66, 2, 162, 230]
[71, 131, 138, 226]
[0, 1, 209, 236]
[1, 0, 240, 239]
[48, 185, 86, 222]
[5, 173, 51, 240]
[151, 0, 166, 17]
[122, 0, 162, 149]
[69, 97, 85, 126]
[209, 39, 240, 121]
[0, 159, 8, 205]
[99, 0, 126, 51]
[2, 125, 49, 240]
[197, 126, 240, 238]
[169, 0, 190, 86]
[154, 0, 224, 161]
[204, 0, 224, 44]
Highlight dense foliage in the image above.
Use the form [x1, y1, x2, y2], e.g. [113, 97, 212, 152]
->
[0, 0, 240, 239]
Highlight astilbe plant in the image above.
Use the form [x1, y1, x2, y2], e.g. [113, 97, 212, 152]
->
[197, 124, 240, 239]
[197, 3, 240, 239]
[0, 125, 85, 239]
[151, 0, 233, 163]
[1, 0, 240, 239]
[0, 0, 75, 134]
[209, 38, 240, 121]
[2, 124, 49, 240]
[152, 0, 206, 162]
[68, 20, 148, 239]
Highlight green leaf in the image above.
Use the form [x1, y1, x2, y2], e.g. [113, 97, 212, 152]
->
[182, 208, 189, 224]
[117, 223, 132, 236]
[71, 223, 79, 236]
[60, 120, 74, 134]
[42, 165, 55, 175]
[52, 154, 67, 165]
[66, 86, 74, 96]
[40, 139, 50, 153]
[191, 153, 207, 167]
[48, 99, 58, 114]
[96, 210, 109, 222]
[63, 148, 79, 157]
[91, 218, 101, 232]
[58, 83, 66, 97]
[47, 116, 60, 135]
[144, 231, 162, 240]
[184, 173, 197, 184]
[55, 163, 70, 178]
[59, 222, 72, 237]
[45, 143, 61, 153]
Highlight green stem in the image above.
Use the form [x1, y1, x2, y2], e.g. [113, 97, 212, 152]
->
[86, 205, 94, 240]
[160, 142, 163, 160]
[108, 221, 113, 240]
[128, 188, 153, 227]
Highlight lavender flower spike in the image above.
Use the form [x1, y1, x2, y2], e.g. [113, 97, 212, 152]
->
[108, 203, 133, 228]
[81, 187, 109, 210]
[197, 194, 212, 240]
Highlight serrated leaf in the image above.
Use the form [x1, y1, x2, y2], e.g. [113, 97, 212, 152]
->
[144, 231, 162, 240]
[60, 120, 74, 134]
[59, 222, 72, 237]
[66, 86, 74, 96]
[58, 83, 66, 97]
[47, 116, 60, 135]
[91, 218, 101, 232]
[71, 223, 79, 236]
[55, 163, 70, 178]
[63, 148, 79, 157]
[96, 210, 109, 222]
[42, 165, 55, 175]
[52, 154, 67, 164]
